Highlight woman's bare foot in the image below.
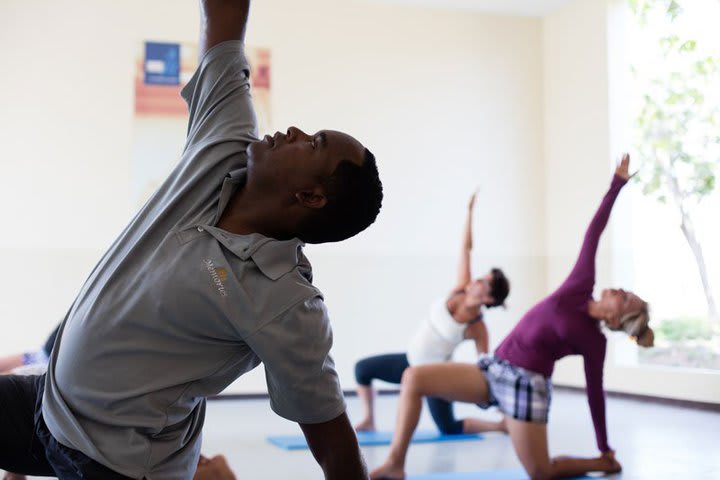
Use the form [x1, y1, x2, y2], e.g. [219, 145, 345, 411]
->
[498, 416, 508, 434]
[354, 418, 376, 432]
[193, 454, 236, 480]
[369, 461, 405, 480]
[600, 451, 622, 474]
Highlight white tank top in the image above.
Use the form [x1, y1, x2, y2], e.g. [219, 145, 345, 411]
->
[406, 298, 475, 366]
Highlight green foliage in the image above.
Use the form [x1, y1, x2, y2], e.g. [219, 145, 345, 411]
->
[655, 316, 714, 341]
[630, 0, 684, 23]
[630, 0, 719, 325]
[631, 0, 720, 207]
[639, 342, 720, 369]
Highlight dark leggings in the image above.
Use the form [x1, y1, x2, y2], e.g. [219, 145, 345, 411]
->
[0, 375, 132, 479]
[354, 353, 464, 435]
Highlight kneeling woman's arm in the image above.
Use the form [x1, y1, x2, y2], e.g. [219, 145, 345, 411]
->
[583, 338, 612, 454]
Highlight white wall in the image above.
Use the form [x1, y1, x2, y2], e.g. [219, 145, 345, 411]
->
[4, 0, 715, 404]
[542, 0, 720, 404]
[0, 0, 545, 393]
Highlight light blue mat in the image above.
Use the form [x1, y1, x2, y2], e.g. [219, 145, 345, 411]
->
[267, 430, 482, 450]
[408, 470, 594, 480]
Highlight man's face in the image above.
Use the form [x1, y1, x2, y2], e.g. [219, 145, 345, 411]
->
[247, 127, 365, 196]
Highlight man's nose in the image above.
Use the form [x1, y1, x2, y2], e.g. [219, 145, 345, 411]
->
[286, 126, 307, 142]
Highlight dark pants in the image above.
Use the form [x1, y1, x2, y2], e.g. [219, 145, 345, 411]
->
[354, 353, 464, 435]
[0, 374, 133, 479]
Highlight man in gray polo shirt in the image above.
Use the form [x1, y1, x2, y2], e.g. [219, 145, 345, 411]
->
[0, 1, 382, 479]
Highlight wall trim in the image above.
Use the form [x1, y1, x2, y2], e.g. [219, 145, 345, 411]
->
[210, 387, 720, 411]
[552, 385, 720, 412]
[208, 389, 400, 402]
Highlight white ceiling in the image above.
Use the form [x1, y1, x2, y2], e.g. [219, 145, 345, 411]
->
[361, 0, 577, 17]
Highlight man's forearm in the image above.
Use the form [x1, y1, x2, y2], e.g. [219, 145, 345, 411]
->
[320, 445, 368, 480]
[300, 412, 369, 480]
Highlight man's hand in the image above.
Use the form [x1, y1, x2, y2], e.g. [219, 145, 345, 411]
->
[199, 0, 251, 57]
[300, 412, 368, 479]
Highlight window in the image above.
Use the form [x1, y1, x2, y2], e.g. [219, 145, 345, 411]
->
[626, 0, 720, 369]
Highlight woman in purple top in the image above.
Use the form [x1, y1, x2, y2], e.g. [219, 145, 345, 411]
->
[370, 154, 654, 480]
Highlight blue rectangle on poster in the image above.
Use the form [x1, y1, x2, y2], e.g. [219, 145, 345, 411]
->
[144, 42, 180, 85]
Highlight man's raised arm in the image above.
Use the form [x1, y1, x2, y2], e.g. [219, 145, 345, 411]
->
[199, 0, 251, 57]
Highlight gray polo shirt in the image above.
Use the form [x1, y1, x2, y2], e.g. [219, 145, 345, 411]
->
[42, 41, 345, 480]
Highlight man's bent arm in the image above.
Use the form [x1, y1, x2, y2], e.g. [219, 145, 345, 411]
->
[199, 0, 250, 57]
[299, 411, 368, 480]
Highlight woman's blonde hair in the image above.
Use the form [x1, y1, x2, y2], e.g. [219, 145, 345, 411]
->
[619, 302, 653, 348]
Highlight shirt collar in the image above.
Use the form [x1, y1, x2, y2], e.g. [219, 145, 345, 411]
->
[208, 166, 306, 280]
[204, 227, 305, 281]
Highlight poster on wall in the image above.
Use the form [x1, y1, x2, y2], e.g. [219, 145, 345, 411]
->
[132, 41, 272, 208]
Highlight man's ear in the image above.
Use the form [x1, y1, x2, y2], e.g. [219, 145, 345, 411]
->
[295, 186, 328, 209]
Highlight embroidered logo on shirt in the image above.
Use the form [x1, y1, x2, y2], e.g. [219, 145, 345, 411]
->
[203, 259, 228, 297]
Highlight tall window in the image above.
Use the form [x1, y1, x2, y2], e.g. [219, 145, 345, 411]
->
[626, 0, 720, 369]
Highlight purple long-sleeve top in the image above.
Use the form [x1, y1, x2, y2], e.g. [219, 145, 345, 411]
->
[495, 174, 628, 453]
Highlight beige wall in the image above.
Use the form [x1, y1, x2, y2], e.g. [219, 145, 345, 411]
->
[0, 0, 545, 393]
[1, 0, 716, 402]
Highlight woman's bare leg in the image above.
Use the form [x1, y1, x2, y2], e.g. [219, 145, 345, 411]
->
[354, 385, 376, 432]
[0, 355, 25, 375]
[462, 415, 507, 434]
[369, 363, 490, 480]
[506, 417, 621, 479]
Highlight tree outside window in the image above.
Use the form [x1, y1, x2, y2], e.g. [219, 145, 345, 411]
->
[629, 0, 720, 369]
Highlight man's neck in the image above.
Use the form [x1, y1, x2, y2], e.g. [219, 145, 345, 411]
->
[217, 189, 292, 240]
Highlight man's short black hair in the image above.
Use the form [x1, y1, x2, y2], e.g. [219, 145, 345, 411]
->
[298, 149, 383, 244]
[488, 267, 510, 308]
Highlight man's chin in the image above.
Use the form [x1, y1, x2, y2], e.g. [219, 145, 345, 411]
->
[248, 140, 261, 155]
[247, 141, 265, 164]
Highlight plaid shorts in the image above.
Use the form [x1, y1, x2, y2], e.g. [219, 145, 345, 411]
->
[477, 355, 552, 423]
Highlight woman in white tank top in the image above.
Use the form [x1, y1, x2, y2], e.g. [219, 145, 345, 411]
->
[354, 193, 510, 434]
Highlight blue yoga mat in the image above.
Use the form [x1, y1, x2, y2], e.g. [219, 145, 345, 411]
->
[408, 470, 594, 480]
[267, 430, 483, 450]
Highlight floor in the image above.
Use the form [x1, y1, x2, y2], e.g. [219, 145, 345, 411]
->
[13, 389, 720, 479]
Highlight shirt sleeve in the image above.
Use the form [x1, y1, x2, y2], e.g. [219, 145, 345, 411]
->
[244, 296, 347, 424]
[583, 335, 611, 453]
[557, 175, 628, 296]
[180, 40, 258, 154]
